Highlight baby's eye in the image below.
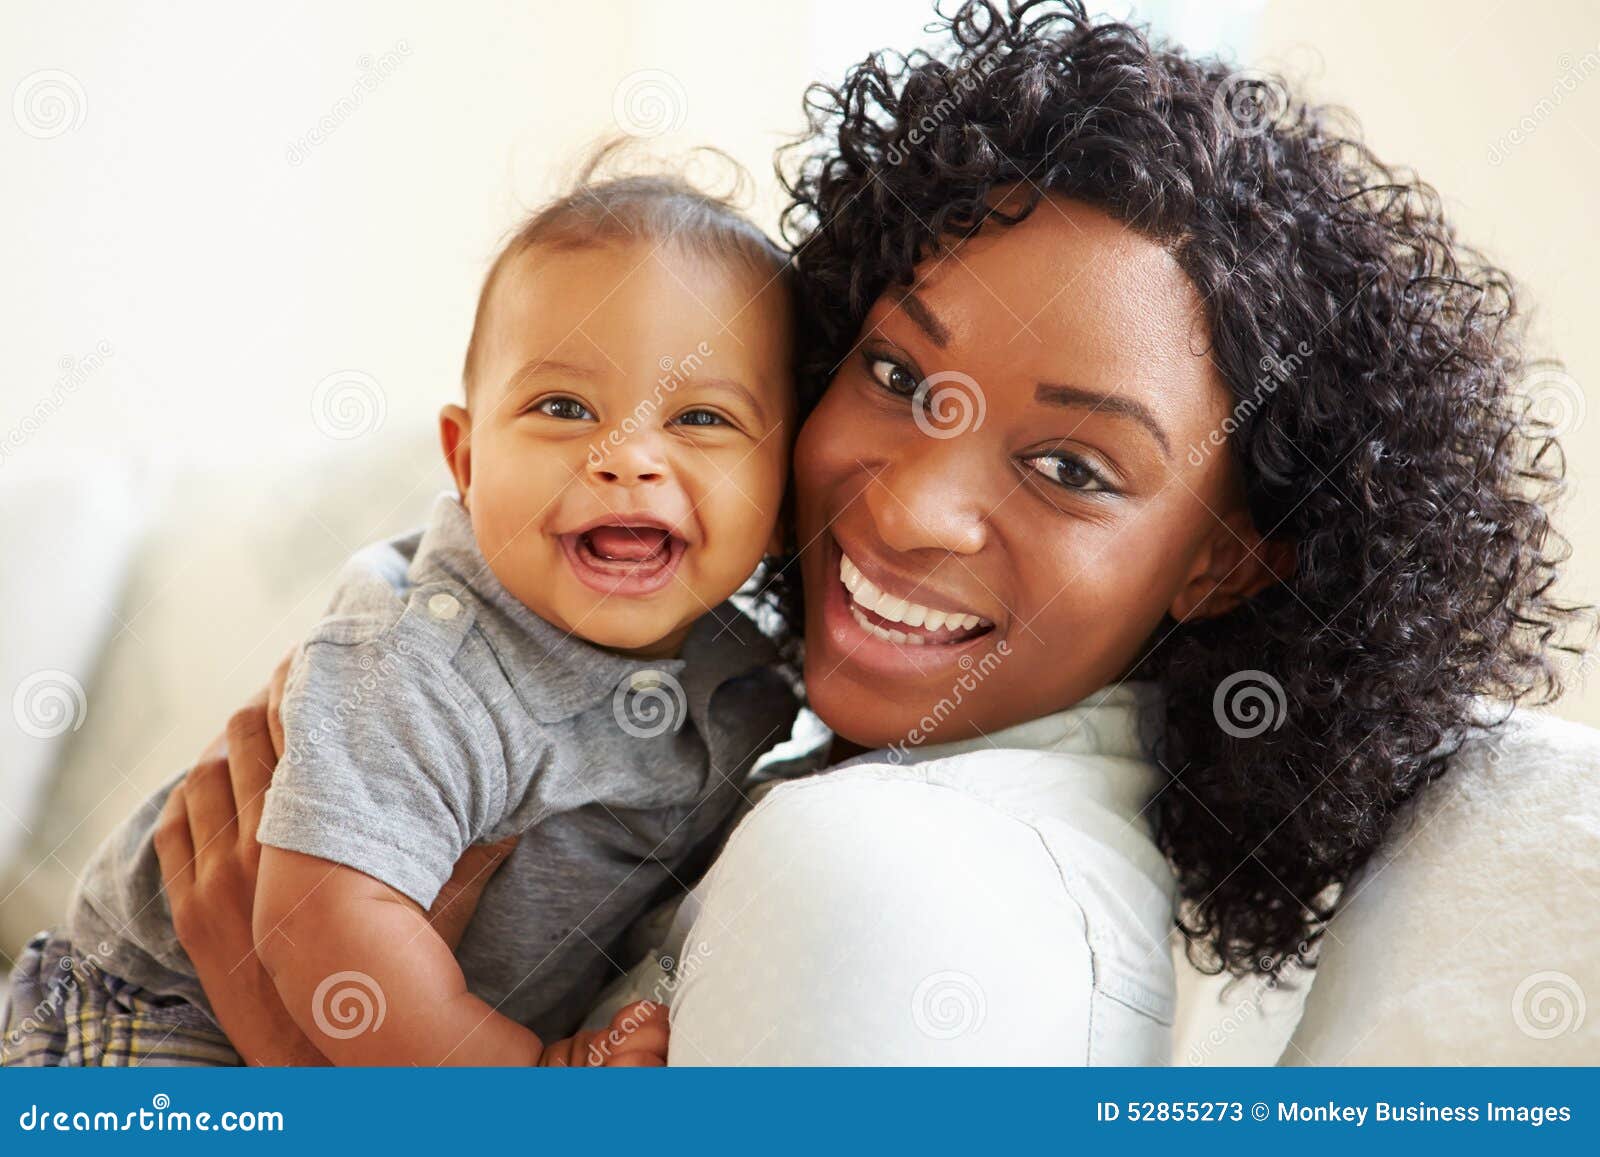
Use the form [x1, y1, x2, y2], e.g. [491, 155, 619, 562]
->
[1024, 453, 1112, 493]
[866, 356, 920, 397]
[673, 409, 725, 427]
[534, 396, 594, 421]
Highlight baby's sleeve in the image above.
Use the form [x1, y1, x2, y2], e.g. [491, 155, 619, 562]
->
[255, 632, 504, 910]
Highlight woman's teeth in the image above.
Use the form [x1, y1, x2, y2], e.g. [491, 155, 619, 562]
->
[839, 552, 988, 644]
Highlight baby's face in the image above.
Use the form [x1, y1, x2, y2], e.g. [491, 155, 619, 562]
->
[445, 239, 794, 657]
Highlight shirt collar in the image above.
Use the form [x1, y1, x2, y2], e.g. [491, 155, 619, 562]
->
[408, 493, 780, 723]
[896, 679, 1161, 763]
[829, 679, 1169, 835]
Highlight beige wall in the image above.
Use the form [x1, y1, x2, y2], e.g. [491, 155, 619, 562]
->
[1255, 1, 1600, 724]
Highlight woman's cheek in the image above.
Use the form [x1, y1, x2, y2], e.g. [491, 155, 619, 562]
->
[795, 381, 884, 497]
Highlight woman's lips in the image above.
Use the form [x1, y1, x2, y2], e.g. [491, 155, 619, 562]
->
[814, 536, 999, 677]
[838, 551, 992, 644]
[558, 526, 686, 596]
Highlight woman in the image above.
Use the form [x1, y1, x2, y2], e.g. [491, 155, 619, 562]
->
[158, 1, 1584, 1063]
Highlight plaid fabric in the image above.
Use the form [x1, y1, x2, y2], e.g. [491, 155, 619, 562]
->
[1, 931, 240, 1067]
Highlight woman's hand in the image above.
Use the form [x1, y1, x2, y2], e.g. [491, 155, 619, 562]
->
[155, 648, 518, 1065]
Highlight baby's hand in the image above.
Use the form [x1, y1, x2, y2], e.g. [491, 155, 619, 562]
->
[538, 1001, 669, 1067]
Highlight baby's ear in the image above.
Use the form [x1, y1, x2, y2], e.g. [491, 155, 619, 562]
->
[439, 404, 473, 506]
[1169, 510, 1296, 622]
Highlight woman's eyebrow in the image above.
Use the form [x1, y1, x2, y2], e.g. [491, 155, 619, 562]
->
[894, 290, 952, 347]
[1035, 382, 1172, 458]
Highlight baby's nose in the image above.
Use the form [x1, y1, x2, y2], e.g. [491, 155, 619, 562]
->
[589, 437, 668, 486]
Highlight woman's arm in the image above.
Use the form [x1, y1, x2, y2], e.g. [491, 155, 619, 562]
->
[665, 773, 1097, 1065]
[154, 652, 518, 1066]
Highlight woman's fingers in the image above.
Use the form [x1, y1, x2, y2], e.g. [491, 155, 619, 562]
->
[183, 754, 238, 857]
[265, 647, 296, 758]
[427, 835, 519, 951]
[153, 783, 196, 894]
[225, 691, 277, 848]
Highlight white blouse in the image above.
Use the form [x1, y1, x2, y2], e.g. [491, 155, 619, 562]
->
[608, 681, 1181, 1065]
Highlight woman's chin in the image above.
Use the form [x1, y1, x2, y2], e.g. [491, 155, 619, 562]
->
[800, 670, 971, 754]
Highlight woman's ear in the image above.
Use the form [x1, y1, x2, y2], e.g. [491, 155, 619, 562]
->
[1169, 510, 1296, 622]
[439, 404, 473, 508]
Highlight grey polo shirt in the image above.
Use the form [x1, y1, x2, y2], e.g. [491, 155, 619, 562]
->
[68, 495, 800, 1039]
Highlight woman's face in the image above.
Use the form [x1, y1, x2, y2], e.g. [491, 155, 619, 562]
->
[794, 196, 1284, 750]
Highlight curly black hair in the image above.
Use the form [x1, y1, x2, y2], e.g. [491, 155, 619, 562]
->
[777, 0, 1589, 977]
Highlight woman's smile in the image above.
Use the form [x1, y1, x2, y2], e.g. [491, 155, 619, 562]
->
[813, 532, 1001, 677]
[838, 550, 992, 642]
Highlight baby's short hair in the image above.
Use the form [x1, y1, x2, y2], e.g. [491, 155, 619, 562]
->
[462, 155, 791, 398]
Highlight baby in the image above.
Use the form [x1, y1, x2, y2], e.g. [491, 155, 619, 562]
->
[3, 170, 799, 1066]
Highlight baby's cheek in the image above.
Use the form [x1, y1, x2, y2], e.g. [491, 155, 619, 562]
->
[693, 482, 776, 589]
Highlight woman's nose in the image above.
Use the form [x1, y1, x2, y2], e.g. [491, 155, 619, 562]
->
[863, 440, 988, 556]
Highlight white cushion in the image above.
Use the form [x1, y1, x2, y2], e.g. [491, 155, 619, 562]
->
[1284, 707, 1600, 1062]
[0, 455, 148, 871]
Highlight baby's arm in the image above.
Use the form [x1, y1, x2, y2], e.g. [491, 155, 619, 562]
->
[254, 845, 542, 1066]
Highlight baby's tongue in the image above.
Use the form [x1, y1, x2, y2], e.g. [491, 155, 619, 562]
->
[586, 525, 670, 561]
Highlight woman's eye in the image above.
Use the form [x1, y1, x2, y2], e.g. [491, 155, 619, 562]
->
[1025, 453, 1111, 493]
[534, 396, 593, 421]
[673, 408, 725, 428]
[867, 356, 920, 397]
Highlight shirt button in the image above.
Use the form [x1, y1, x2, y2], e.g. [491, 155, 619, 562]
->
[630, 669, 664, 692]
[428, 593, 461, 620]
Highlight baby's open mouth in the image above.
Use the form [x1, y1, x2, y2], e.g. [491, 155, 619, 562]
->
[559, 522, 688, 595]
[579, 525, 677, 566]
